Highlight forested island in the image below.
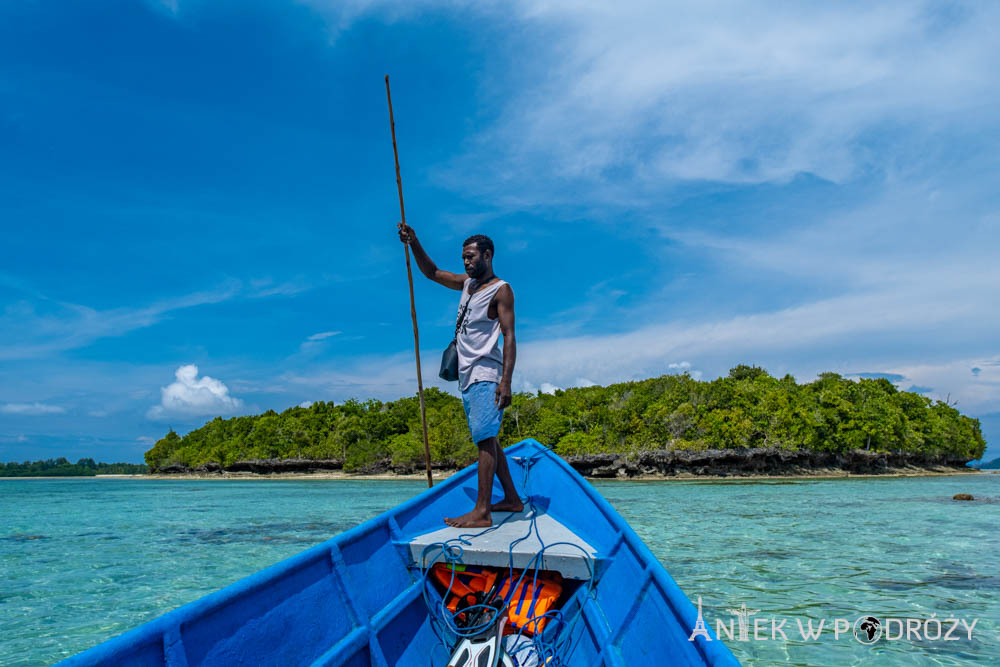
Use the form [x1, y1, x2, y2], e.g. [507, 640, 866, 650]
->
[144, 367, 985, 478]
[0, 458, 149, 477]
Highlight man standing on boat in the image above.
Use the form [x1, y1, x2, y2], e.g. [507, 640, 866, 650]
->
[398, 222, 524, 527]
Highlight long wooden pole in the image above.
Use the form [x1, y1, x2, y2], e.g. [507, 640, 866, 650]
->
[385, 75, 434, 488]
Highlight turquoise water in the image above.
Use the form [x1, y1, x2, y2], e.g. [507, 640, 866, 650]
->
[2, 474, 997, 666]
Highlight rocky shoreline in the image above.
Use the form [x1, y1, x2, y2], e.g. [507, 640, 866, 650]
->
[149, 448, 976, 480]
[562, 448, 973, 478]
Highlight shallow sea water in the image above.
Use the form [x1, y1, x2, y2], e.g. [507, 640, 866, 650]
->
[1, 474, 997, 665]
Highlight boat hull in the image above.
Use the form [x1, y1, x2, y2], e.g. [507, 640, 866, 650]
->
[60, 439, 739, 666]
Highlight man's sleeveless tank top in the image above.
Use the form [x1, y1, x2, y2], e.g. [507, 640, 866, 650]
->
[456, 277, 508, 391]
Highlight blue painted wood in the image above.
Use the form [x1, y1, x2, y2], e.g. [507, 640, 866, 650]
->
[58, 439, 740, 666]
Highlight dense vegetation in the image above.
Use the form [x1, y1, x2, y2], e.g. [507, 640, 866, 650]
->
[144, 367, 986, 471]
[0, 458, 149, 477]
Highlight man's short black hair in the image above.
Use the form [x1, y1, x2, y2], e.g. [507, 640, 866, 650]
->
[462, 234, 494, 257]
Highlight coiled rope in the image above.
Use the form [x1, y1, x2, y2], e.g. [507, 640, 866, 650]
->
[418, 453, 596, 666]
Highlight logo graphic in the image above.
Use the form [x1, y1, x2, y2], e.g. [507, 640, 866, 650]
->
[457, 297, 472, 336]
[688, 596, 712, 642]
[689, 596, 977, 645]
[854, 616, 882, 644]
[726, 603, 760, 642]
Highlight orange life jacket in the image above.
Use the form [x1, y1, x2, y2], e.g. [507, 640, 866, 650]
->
[431, 564, 564, 636]
[430, 563, 500, 613]
[498, 570, 563, 636]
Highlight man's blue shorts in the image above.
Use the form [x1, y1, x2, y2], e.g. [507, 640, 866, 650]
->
[462, 380, 505, 444]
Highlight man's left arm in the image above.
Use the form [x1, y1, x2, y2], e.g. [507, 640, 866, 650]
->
[495, 284, 515, 409]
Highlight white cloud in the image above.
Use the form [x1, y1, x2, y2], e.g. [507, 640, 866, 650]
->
[298, 330, 343, 354]
[513, 280, 994, 392]
[518, 380, 538, 395]
[529, 280, 629, 339]
[0, 402, 65, 416]
[0, 281, 240, 361]
[299, 401, 314, 408]
[147, 365, 244, 420]
[433, 1, 1000, 204]
[307, 331, 340, 342]
[540, 382, 561, 395]
[274, 267, 1000, 414]
[885, 358, 1000, 415]
[573, 378, 596, 388]
[248, 278, 313, 299]
[136, 436, 155, 444]
[280, 352, 438, 401]
[0, 275, 321, 363]
[299, 0, 460, 37]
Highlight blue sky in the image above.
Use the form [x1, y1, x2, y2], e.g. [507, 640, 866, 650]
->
[2, 0, 998, 464]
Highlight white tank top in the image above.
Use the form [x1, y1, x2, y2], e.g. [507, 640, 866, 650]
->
[456, 277, 508, 391]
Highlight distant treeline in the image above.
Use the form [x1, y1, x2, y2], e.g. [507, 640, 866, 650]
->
[0, 458, 149, 477]
[144, 366, 986, 471]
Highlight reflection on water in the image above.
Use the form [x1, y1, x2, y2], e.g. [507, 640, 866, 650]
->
[1, 474, 998, 666]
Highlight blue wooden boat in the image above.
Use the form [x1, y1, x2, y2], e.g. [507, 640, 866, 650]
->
[61, 439, 739, 666]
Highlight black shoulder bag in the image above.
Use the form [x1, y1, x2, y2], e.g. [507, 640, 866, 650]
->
[439, 293, 472, 382]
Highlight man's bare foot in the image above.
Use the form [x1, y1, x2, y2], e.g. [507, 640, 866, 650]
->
[444, 508, 492, 528]
[490, 498, 524, 513]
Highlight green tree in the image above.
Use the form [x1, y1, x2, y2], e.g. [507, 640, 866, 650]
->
[140, 370, 987, 468]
